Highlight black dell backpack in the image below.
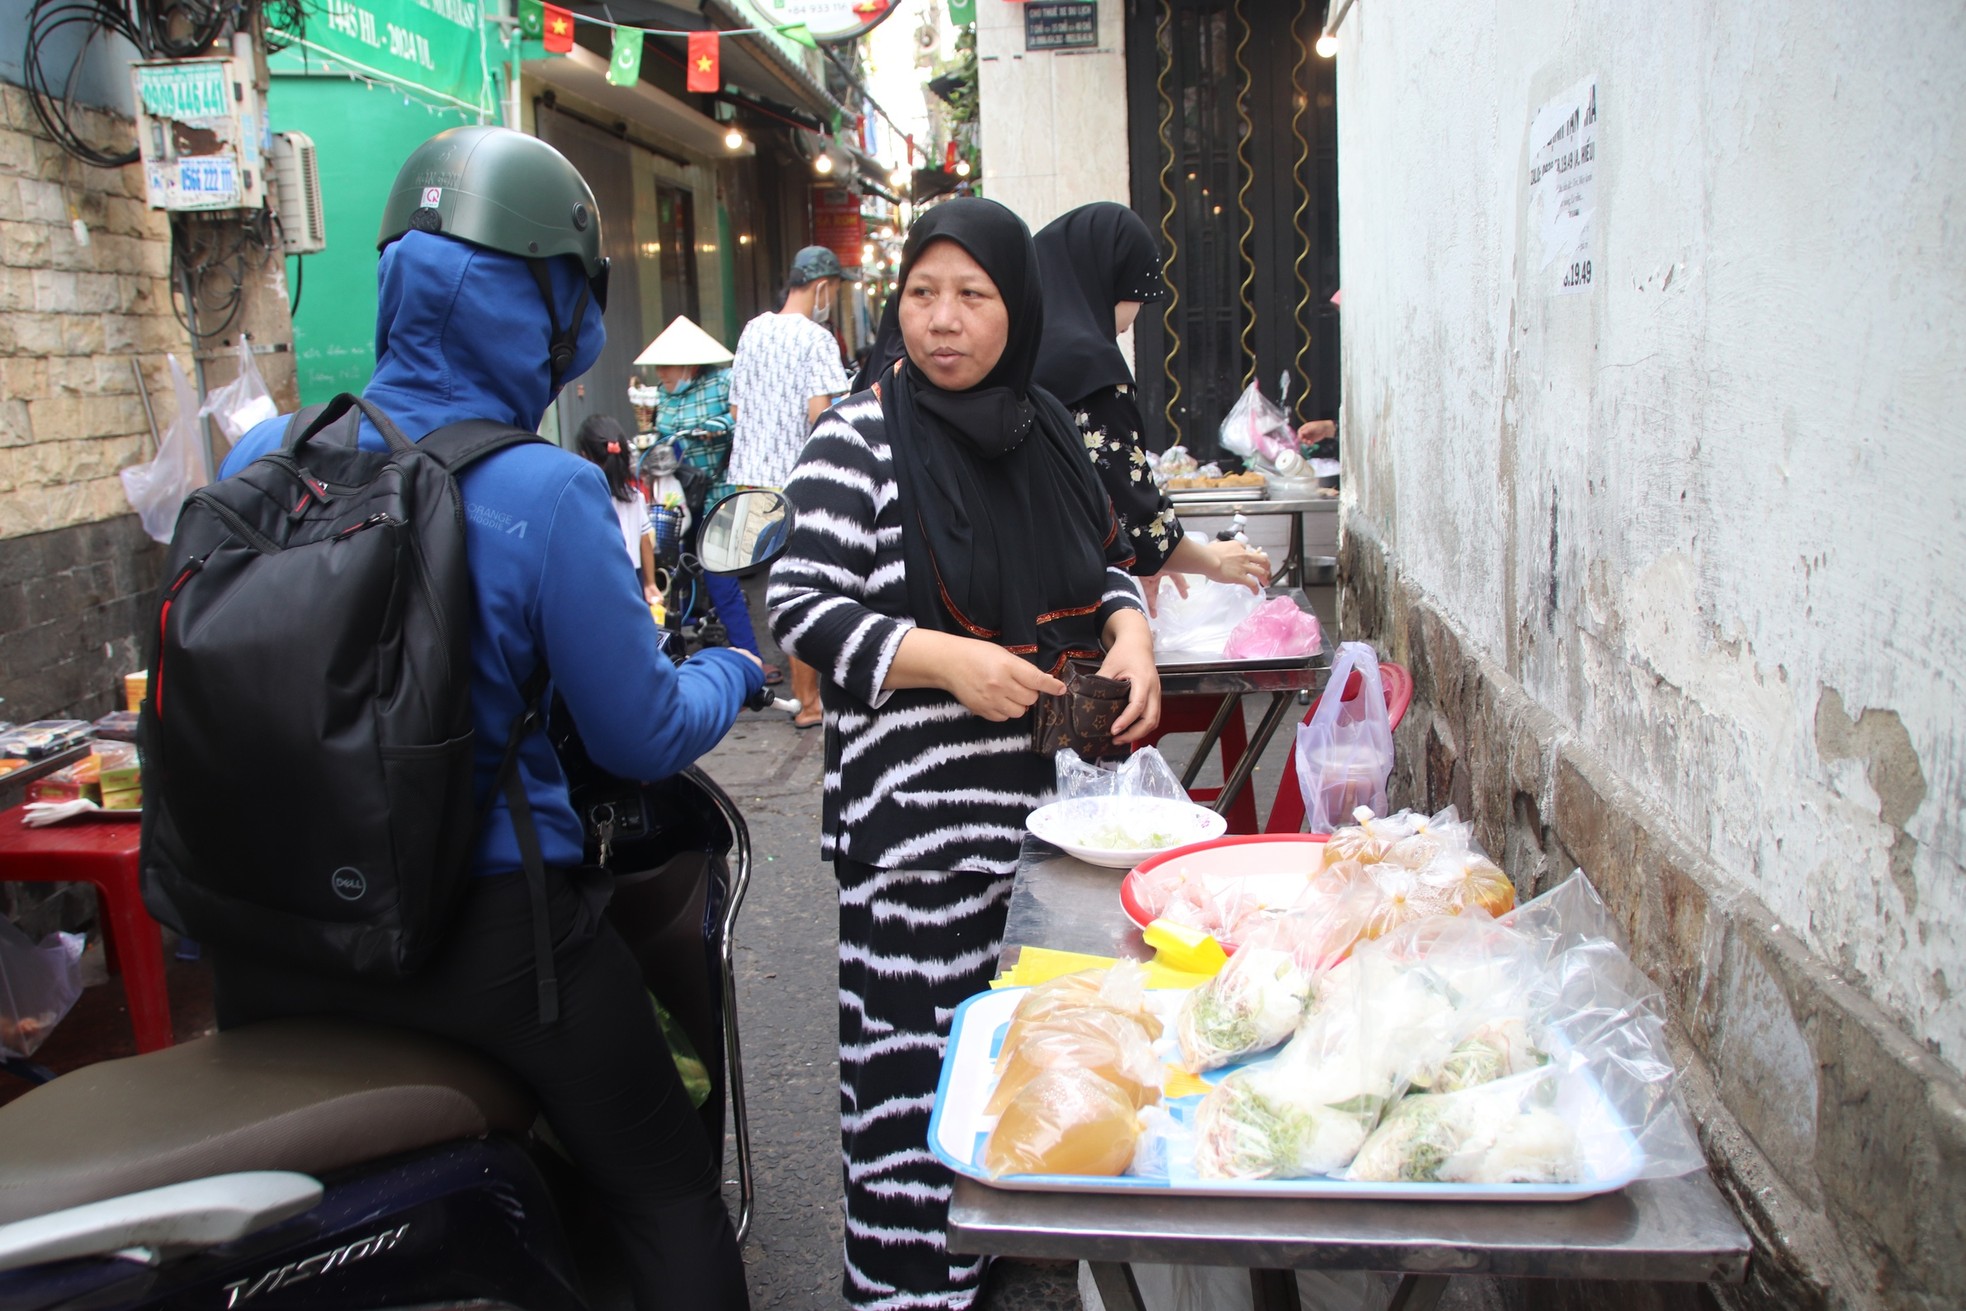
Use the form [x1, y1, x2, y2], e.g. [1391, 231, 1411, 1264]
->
[139, 393, 567, 1016]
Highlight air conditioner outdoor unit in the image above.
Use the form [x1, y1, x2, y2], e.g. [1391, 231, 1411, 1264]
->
[268, 131, 326, 255]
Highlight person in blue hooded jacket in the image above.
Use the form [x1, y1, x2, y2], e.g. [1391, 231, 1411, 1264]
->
[215, 127, 760, 1310]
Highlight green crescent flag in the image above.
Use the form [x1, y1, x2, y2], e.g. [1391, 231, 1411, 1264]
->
[777, 22, 818, 49]
[607, 27, 644, 86]
[518, 0, 543, 38]
[947, 0, 975, 24]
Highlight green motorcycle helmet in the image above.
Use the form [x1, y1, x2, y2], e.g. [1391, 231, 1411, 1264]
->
[378, 126, 611, 385]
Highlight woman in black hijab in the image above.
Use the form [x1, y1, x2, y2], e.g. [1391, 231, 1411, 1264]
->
[768, 197, 1157, 1311]
[1034, 201, 1272, 600]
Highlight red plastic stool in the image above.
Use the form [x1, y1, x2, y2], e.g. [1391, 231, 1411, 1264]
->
[1264, 660, 1413, 834]
[1138, 694, 1262, 834]
[0, 806, 173, 1052]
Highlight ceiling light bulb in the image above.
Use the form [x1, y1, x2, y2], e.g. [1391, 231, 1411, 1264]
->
[724, 128, 745, 150]
[890, 167, 909, 186]
[1314, 32, 1338, 57]
[954, 158, 971, 177]
[815, 152, 834, 174]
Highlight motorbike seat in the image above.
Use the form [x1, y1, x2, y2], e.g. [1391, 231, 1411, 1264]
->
[0, 1017, 535, 1226]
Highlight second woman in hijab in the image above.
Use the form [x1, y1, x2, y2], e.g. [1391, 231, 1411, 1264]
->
[1033, 201, 1273, 598]
[769, 198, 1157, 1311]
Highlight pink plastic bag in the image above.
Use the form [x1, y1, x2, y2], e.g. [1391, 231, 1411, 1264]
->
[1222, 597, 1323, 660]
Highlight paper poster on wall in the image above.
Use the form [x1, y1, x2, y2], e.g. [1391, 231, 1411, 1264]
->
[1527, 75, 1597, 296]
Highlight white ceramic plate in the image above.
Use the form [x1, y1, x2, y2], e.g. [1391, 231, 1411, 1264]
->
[1026, 795, 1228, 869]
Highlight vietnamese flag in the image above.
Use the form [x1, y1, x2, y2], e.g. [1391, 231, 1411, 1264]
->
[686, 30, 720, 93]
[542, 2, 574, 52]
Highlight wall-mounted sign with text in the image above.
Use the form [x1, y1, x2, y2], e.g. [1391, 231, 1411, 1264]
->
[1024, 0, 1098, 51]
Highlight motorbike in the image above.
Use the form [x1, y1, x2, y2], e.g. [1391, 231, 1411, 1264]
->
[0, 490, 793, 1311]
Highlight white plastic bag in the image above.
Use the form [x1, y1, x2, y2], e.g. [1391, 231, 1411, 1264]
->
[120, 355, 212, 543]
[1054, 746, 1187, 803]
[1217, 381, 1293, 465]
[0, 916, 85, 1059]
[1148, 576, 1263, 658]
[197, 337, 279, 443]
[1293, 642, 1394, 832]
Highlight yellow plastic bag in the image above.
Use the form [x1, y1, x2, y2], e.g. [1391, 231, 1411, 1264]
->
[983, 1067, 1141, 1177]
[987, 1007, 1161, 1115]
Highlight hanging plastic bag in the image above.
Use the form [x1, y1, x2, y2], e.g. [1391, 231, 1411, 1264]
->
[197, 337, 279, 444]
[1222, 596, 1322, 660]
[1149, 576, 1264, 658]
[0, 916, 85, 1059]
[1216, 380, 1294, 465]
[1294, 643, 1394, 833]
[120, 355, 212, 544]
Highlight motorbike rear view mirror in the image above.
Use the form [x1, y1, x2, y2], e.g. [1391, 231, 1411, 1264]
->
[698, 489, 793, 577]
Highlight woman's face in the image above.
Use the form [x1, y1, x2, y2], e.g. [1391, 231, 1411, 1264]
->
[1114, 300, 1143, 335]
[899, 239, 1009, 392]
[655, 364, 696, 391]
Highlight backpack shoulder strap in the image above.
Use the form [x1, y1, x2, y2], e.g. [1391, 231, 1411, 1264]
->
[417, 419, 550, 473]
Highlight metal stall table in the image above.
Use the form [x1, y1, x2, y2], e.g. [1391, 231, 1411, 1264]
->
[1153, 628, 1331, 826]
[946, 840, 1752, 1311]
[1171, 493, 1339, 588]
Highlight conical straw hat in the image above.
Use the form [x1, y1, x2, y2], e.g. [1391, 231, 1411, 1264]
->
[634, 316, 734, 367]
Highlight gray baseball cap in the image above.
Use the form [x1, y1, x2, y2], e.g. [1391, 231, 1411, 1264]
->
[788, 245, 853, 284]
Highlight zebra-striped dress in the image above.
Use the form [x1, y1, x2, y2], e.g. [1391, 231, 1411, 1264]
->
[768, 388, 1144, 1309]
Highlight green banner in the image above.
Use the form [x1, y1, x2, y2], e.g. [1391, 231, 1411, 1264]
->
[270, 0, 493, 116]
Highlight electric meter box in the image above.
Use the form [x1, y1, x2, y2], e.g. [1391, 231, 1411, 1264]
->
[131, 58, 267, 212]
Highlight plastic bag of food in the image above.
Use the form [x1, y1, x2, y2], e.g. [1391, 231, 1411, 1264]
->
[0, 916, 85, 1059]
[1217, 380, 1294, 463]
[1149, 576, 1264, 658]
[983, 1066, 1143, 1177]
[1378, 806, 1474, 869]
[1418, 850, 1517, 918]
[1054, 746, 1186, 803]
[1191, 998, 1393, 1179]
[1175, 947, 1312, 1072]
[1222, 597, 1323, 661]
[987, 1006, 1163, 1114]
[998, 964, 1162, 1057]
[1294, 644, 1395, 833]
[1318, 808, 1421, 867]
[1347, 1067, 1581, 1184]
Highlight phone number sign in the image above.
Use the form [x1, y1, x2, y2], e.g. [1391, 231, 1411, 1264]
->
[1025, 0, 1098, 51]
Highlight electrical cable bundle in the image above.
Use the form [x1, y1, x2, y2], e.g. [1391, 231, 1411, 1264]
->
[23, 0, 144, 167]
[169, 205, 280, 337]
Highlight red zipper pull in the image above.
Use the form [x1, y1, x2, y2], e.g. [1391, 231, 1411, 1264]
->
[154, 557, 205, 718]
[334, 512, 394, 541]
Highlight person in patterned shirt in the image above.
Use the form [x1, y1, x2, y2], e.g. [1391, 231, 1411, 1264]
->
[729, 247, 852, 725]
[1033, 203, 1271, 602]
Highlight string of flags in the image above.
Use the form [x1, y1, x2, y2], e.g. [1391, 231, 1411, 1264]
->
[516, 0, 821, 90]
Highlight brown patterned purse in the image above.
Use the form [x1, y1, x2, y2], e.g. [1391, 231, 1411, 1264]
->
[1032, 660, 1132, 761]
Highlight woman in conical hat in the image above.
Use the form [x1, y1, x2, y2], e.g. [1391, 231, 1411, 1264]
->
[633, 318, 768, 663]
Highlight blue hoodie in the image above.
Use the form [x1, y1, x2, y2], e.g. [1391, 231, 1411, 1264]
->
[223, 229, 763, 875]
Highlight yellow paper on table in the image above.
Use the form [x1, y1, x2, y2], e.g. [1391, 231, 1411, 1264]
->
[992, 944, 1217, 992]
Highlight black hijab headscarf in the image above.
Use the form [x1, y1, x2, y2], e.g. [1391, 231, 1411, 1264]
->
[883, 197, 1119, 674]
[1031, 203, 1168, 407]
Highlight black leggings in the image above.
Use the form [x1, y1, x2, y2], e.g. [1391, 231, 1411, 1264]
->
[211, 868, 749, 1311]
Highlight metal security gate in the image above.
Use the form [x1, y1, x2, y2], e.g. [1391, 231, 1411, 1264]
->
[1125, 0, 1338, 458]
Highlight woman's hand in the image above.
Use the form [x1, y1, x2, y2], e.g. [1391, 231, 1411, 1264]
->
[1196, 538, 1272, 593]
[890, 630, 1066, 719]
[1098, 609, 1161, 744]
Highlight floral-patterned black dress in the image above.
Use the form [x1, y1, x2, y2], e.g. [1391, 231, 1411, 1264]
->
[1073, 381, 1184, 576]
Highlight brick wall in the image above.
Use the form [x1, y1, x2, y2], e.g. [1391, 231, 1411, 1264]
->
[0, 80, 192, 721]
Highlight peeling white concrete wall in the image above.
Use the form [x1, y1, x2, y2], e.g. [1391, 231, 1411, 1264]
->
[1335, 0, 1966, 1068]
[974, 0, 1131, 229]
